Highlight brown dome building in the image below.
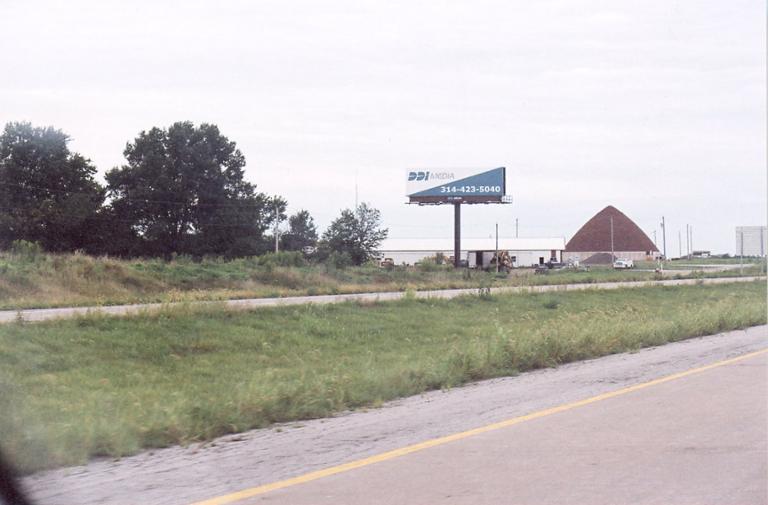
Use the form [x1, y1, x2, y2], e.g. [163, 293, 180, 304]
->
[565, 206, 660, 264]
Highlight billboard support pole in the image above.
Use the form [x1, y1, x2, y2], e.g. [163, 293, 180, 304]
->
[454, 203, 461, 268]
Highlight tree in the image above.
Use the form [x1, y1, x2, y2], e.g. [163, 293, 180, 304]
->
[281, 209, 318, 251]
[105, 121, 280, 257]
[322, 203, 388, 265]
[0, 122, 105, 251]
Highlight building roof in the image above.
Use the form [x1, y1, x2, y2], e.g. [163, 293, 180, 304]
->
[565, 205, 658, 253]
[380, 237, 565, 252]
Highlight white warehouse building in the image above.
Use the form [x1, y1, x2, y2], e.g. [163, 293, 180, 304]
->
[378, 238, 566, 268]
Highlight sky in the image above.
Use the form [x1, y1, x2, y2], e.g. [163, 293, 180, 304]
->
[1, 0, 765, 254]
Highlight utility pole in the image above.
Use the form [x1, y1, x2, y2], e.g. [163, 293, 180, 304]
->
[274, 203, 281, 253]
[686, 224, 690, 259]
[660, 216, 667, 260]
[739, 228, 744, 274]
[689, 225, 693, 256]
[495, 223, 499, 273]
[610, 216, 615, 263]
[515, 218, 519, 238]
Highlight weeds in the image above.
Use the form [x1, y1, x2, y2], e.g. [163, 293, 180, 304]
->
[0, 282, 764, 473]
[0, 251, 762, 311]
[542, 297, 560, 310]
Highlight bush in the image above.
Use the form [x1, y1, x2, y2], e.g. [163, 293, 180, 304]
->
[416, 261, 438, 272]
[416, 254, 451, 272]
[326, 251, 353, 269]
[257, 251, 306, 268]
[9, 240, 43, 259]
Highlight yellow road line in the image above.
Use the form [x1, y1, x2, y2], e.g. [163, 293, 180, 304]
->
[189, 347, 768, 505]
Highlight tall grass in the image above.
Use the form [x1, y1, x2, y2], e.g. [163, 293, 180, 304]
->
[0, 281, 764, 473]
[0, 251, 764, 310]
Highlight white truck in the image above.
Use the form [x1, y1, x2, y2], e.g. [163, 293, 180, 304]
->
[613, 258, 634, 269]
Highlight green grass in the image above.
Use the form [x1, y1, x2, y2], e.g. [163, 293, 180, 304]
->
[0, 281, 765, 473]
[0, 251, 764, 310]
[669, 257, 764, 265]
[635, 257, 766, 270]
[511, 263, 765, 284]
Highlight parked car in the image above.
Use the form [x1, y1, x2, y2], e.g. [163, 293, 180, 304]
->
[613, 258, 634, 269]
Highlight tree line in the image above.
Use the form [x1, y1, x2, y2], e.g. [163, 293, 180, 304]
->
[0, 121, 387, 264]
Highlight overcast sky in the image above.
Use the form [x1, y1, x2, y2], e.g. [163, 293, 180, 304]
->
[1, 0, 765, 254]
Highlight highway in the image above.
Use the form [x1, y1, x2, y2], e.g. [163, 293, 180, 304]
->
[234, 346, 767, 505]
[24, 325, 767, 505]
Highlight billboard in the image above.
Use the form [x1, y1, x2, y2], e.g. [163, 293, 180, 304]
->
[406, 167, 507, 204]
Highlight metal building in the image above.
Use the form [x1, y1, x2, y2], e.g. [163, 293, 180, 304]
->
[565, 205, 660, 263]
[378, 238, 565, 268]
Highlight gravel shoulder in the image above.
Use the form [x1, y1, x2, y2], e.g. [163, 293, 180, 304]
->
[21, 324, 768, 505]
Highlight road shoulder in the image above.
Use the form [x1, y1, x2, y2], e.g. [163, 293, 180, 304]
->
[23, 325, 768, 505]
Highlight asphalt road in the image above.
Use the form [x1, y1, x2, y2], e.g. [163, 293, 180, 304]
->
[1, 275, 762, 324]
[243, 346, 767, 505]
[24, 325, 767, 505]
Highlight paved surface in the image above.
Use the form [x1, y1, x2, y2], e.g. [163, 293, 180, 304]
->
[248, 348, 767, 505]
[23, 325, 767, 505]
[1, 276, 762, 324]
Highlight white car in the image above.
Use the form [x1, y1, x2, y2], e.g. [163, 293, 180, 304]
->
[613, 259, 634, 269]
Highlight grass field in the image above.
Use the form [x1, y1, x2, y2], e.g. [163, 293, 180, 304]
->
[635, 257, 765, 270]
[0, 250, 764, 310]
[667, 257, 763, 265]
[0, 281, 765, 473]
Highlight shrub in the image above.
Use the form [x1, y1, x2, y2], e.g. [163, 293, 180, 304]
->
[416, 260, 443, 272]
[257, 251, 306, 268]
[325, 252, 353, 269]
[9, 240, 43, 259]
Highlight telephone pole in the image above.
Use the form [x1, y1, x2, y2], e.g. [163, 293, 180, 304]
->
[515, 218, 519, 238]
[495, 223, 499, 273]
[610, 216, 615, 263]
[660, 216, 667, 259]
[274, 203, 281, 253]
[740, 228, 744, 275]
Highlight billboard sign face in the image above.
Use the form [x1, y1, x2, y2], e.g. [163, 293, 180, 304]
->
[406, 167, 506, 204]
